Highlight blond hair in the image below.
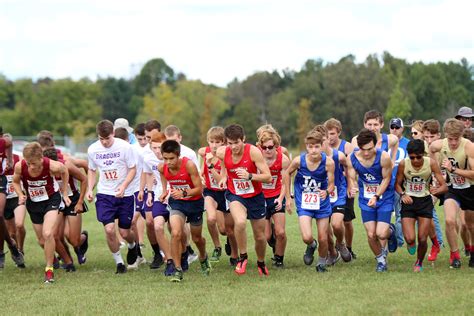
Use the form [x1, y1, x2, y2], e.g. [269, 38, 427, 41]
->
[443, 118, 465, 138]
[23, 142, 43, 160]
[207, 126, 225, 142]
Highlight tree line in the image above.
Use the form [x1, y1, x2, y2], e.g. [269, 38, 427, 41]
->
[1, 52, 473, 149]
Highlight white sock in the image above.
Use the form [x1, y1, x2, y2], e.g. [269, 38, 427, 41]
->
[376, 253, 385, 264]
[112, 251, 124, 265]
[128, 242, 136, 250]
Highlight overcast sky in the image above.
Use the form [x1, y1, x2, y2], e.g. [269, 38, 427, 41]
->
[1, 0, 473, 87]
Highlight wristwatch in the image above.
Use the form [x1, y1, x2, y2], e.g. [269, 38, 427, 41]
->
[374, 194, 380, 201]
[248, 173, 253, 180]
[208, 163, 214, 170]
[182, 190, 188, 198]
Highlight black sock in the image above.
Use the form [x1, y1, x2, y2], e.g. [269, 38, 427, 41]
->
[347, 247, 353, 252]
[275, 255, 284, 262]
[257, 260, 266, 268]
[187, 245, 195, 255]
[151, 243, 161, 255]
[240, 253, 248, 260]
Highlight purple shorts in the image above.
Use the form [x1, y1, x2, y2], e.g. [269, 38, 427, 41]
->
[134, 191, 154, 218]
[96, 193, 134, 229]
[151, 201, 169, 220]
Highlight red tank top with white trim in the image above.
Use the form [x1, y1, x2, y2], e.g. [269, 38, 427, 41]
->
[203, 147, 224, 191]
[262, 147, 283, 198]
[224, 143, 262, 198]
[164, 157, 201, 201]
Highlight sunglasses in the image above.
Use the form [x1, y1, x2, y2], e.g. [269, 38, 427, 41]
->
[390, 125, 401, 130]
[458, 117, 472, 122]
[409, 155, 423, 160]
[411, 131, 419, 136]
[261, 145, 275, 151]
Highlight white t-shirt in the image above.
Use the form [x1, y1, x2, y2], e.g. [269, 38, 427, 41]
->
[143, 150, 164, 200]
[129, 144, 144, 193]
[88, 138, 137, 197]
[180, 144, 199, 171]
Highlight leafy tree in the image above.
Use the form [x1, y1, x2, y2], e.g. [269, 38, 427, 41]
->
[133, 58, 175, 96]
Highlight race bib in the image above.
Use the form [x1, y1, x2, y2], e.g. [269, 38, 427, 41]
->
[406, 180, 427, 197]
[301, 191, 320, 210]
[208, 172, 220, 190]
[262, 175, 278, 190]
[233, 179, 255, 195]
[172, 184, 191, 191]
[363, 183, 379, 199]
[6, 175, 17, 198]
[28, 186, 48, 202]
[102, 169, 119, 182]
[451, 174, 470, 189]
[329, 186, 338, 203]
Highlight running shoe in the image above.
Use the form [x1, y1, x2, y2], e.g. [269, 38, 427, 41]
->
[225, 237, 231, 256]
[74, 247, 86, 265]
[336, 243, 352, 262]
[164, 260, 176, 276]
[80, 231, 89, 256]
[10, 245, 25, 268]
[170, 269, 183, 283]
[210, 247, 222, 263]
[258, 263, 269, 276]
[128, 256, 146, 270]
[0, 252, 5, 269]
[187, 253, 198, 265]
[235, 258, 248, 275]
[428, 245, 440, 262]
[126, 243, 139, 265]
[116, 263, 127, 274]
[229, 257, 238, 267]
[388, 223, 398, 253]
[150, 252, 164, 269]
[272, 257, 284, 268]
[181, 251, 189, 272]
[316, 264, 328, 273]
[413, 263, 423, 272]
[326, 251, 341, 266]
[200, 257, 211, 276]
[407, 244, 416, 256]
[64, 263, 76, 272]
[187, 245, 198, 264]
[450, 257, 461, 269]
[44, 268, 55, 283]
[303, 240, 318, 265]
[376, 262, 387, 272]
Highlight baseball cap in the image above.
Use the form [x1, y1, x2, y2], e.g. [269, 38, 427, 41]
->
[455, 106, 474, 119]
[389, 118, 403, 128]
[114, 118, 133, 133]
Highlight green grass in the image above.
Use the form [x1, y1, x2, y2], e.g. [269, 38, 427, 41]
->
[1, 204, 473, 315]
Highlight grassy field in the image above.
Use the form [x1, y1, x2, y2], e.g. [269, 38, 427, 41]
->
[1, 204, 473, 315]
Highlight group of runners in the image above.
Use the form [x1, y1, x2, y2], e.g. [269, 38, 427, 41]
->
[1, 106, 474, 283]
